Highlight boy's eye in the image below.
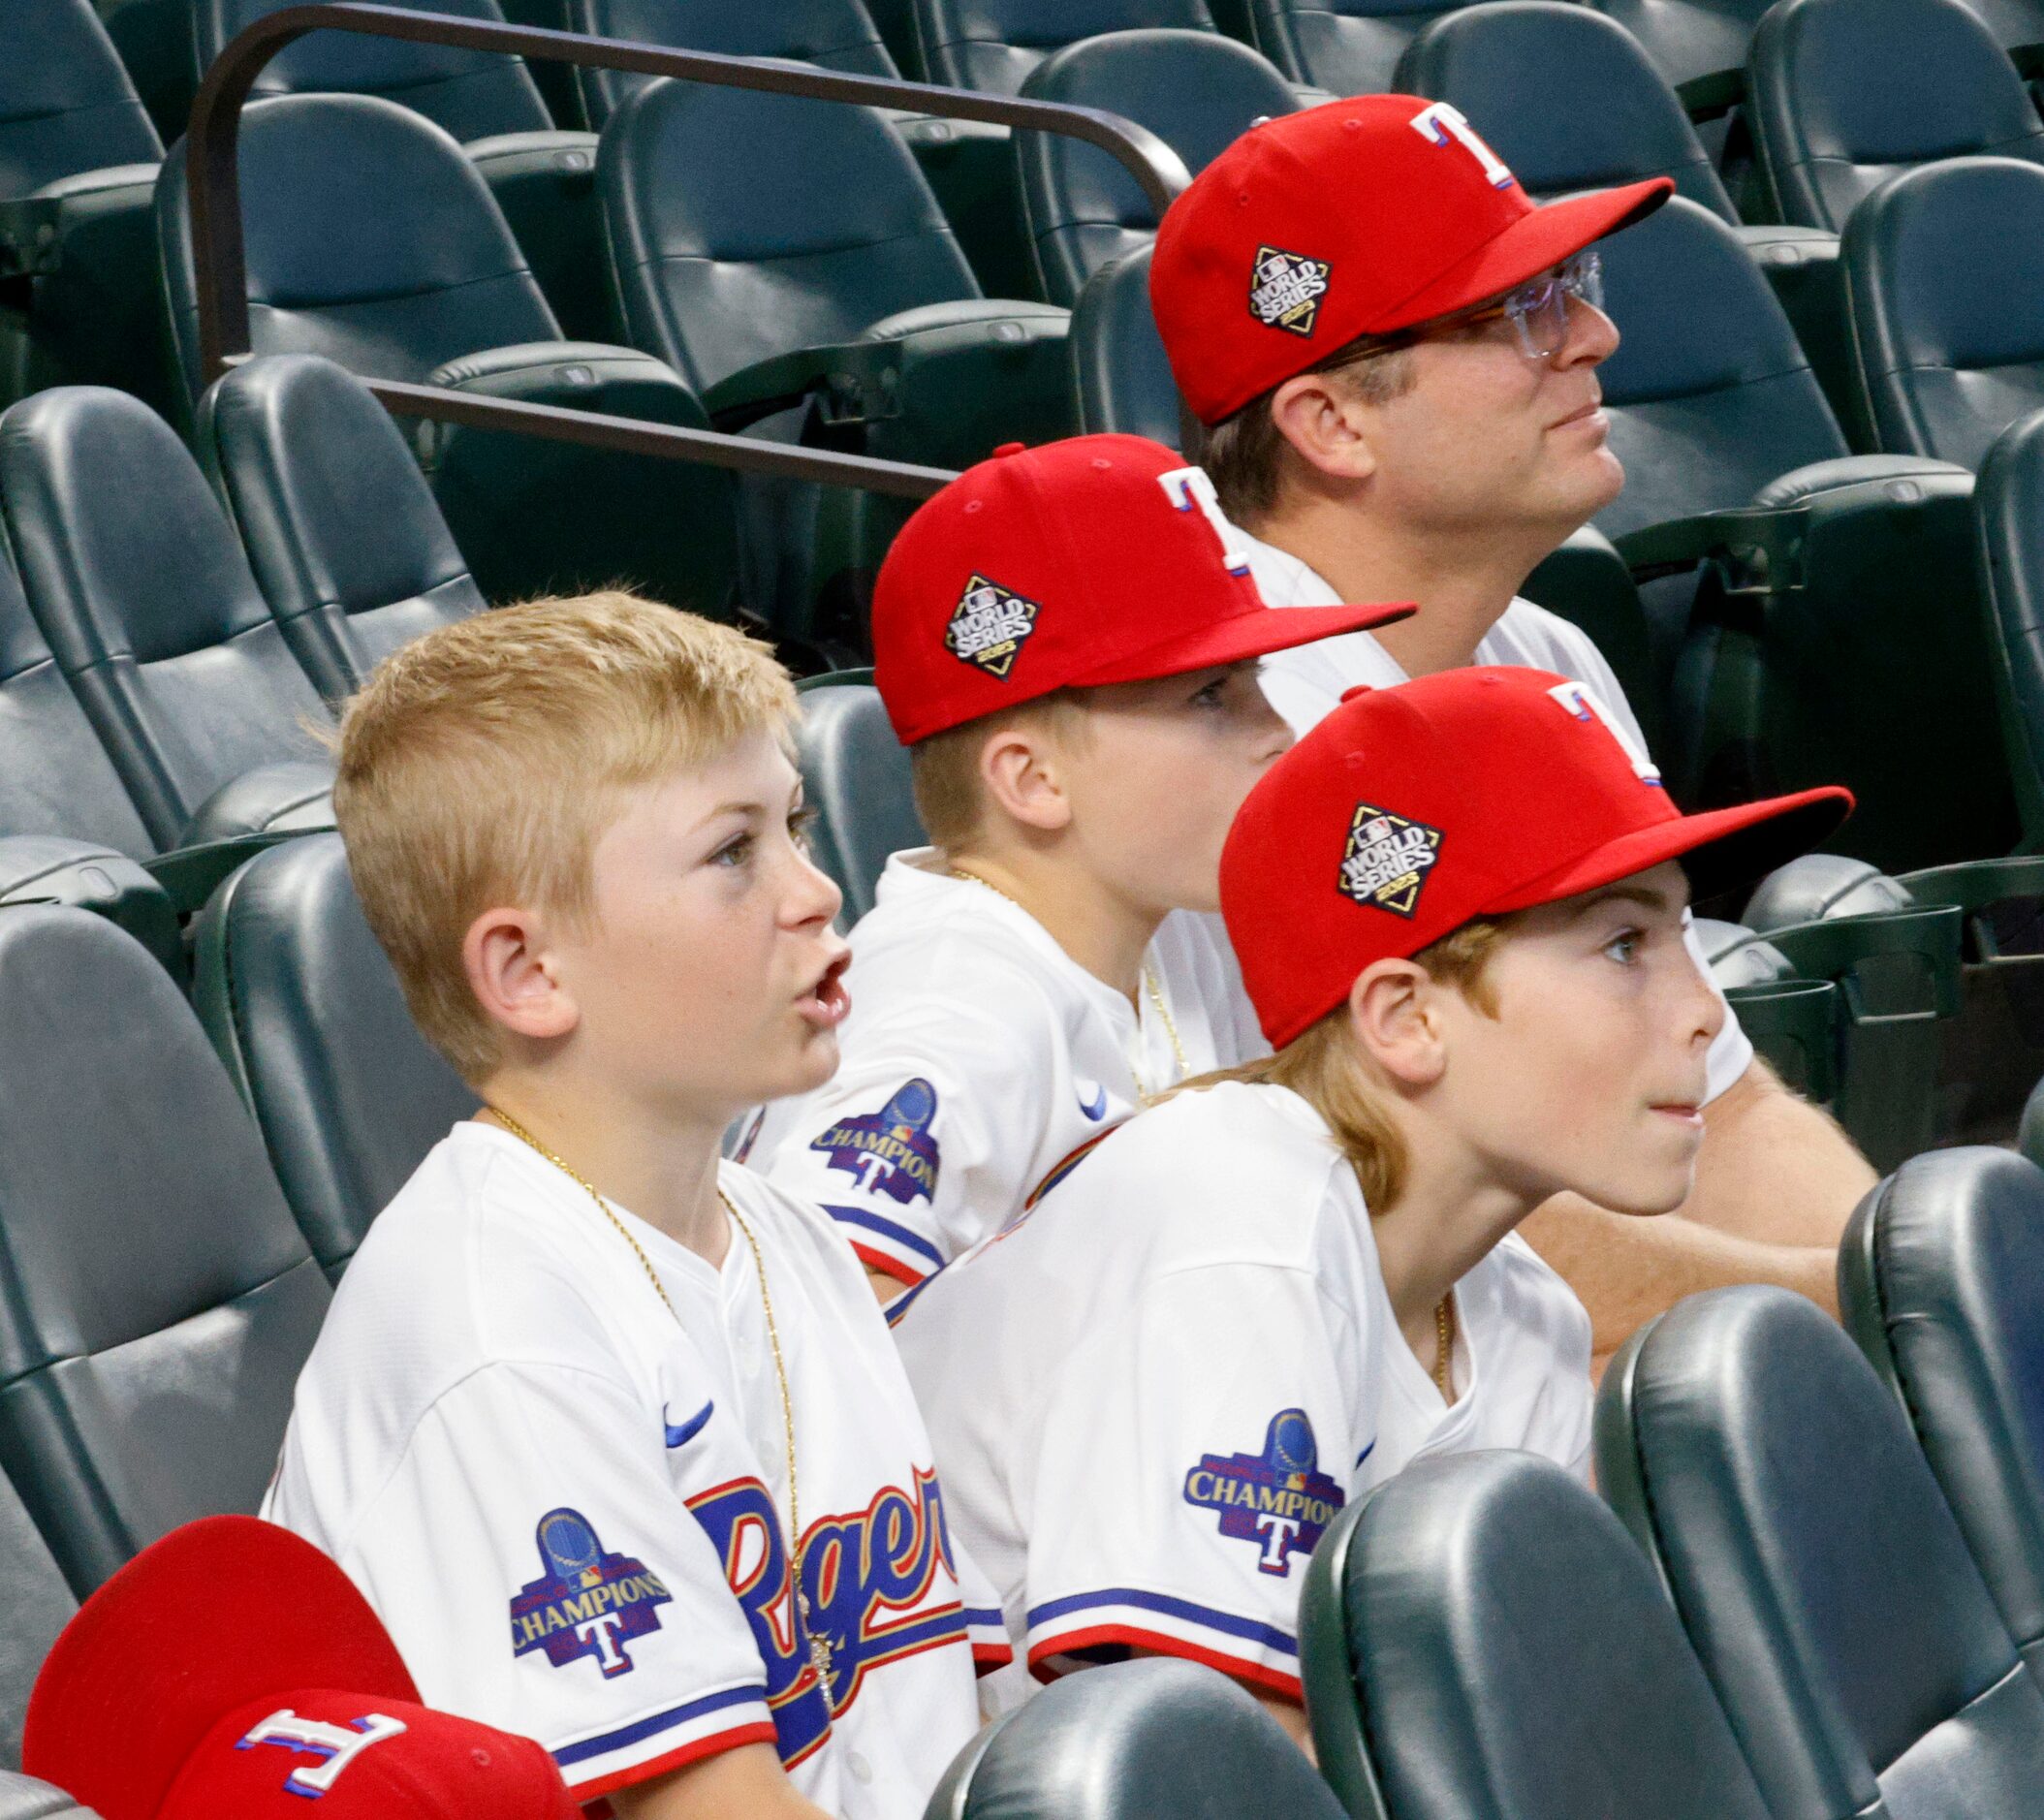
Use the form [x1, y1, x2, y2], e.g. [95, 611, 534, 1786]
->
[1604, 927, 1642, 965]
[790, 805, 819, 849]
[1191, 677, 1228, 707]
[712, 832, 754, 867]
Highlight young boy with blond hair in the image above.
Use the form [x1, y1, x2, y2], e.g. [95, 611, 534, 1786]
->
[264, 592, 1005, 1820]
[749, 436, 1411, 1297]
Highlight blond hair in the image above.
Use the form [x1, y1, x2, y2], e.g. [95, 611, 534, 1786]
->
[334, 591, 798, 1082]
[1175, 918, 1510, 1211]
[908, 690, 1091, 853]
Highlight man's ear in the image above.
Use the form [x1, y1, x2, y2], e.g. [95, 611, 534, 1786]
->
[1268, 371, 1384, 488]
[1347, 957, 1446, 1088]
[976, 720, 1074, 836]
[463, 905, 581, 1045]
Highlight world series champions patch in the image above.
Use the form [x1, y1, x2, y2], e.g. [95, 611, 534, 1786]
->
[1183, 1409, 1343, 1576]
[509, 1508, 673, 1679]
[945, 574, 1040, 679]
[1338, 801, 1443, 918]
[810, 1078, 942, 1206]
[1248, 245, 1332, 338]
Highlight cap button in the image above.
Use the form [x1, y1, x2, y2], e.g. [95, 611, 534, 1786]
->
[992, 441, 1027, 458]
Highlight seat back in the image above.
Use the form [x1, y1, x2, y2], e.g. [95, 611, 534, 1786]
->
[1016, 30, 1296, 307]
[1958, 0, 2044, 49]
[1598, 1285, 2044, 1819]
[1396, 2, 1736, 221]
[1847, 157, 2044, 470]
[1071, 243, 1183, 446]
[1841, 1148, 2044, 1687]
[0, 0, 161, 199]
[1301, 1451, 1773, 1820]
[196, 355, 487, 699]
[0, 387, 334, 852]
[0, 906, 330, 1597]
[194, 834, 477, 1279]
[600, 78, 978, 393]
[928, 1658, 1346, 1819]
[1976, 404, 2044, 835]
[156, 94, 560, 400]
[1750, 0, 2044, 233]
[1593, 196, 1847, 537]
[0, 1470, 75, 1772]
[194, 0, 550, 142]
[795, 680, 923, 922]
[1581, 0, 1773, 98]
[0, 1772, 94, 1819]
[1250, 0, 1483, 95]
[916, 0, 1220, 95]
[569, 0, 899, 128]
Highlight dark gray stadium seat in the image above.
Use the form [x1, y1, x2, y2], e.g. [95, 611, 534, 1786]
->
[195, 834, 476, 1280]
[927, 1658, 1345, 1819]
[0, 0, 166, 410]
[1842, 1149, 2044, 1686]
[0, 905, 330, 1596]
[1583, 0, 1771, 101]
[195, 355, 487, 700]
[0, 1773, 94, 1819]
[914, 0, 1221, 95]
[1070, 244, 1179, 447]
[0, 1471, 76, 1772]
[1247, 0, 1484, 96]
[1978, 405, 2044, 839]
[1748, 0, 2044, 234]
[1015, 29, 1295, 307]
[0, 386, 338, 854]
[795, 677, 922, 922]
[1300, 1452, 1775, 1820]
[1599, 1285, 2044, 1819]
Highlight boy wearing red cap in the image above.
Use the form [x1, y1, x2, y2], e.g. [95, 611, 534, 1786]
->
[889, 668, 1850, 1742]
[749, 434, 1410, 1299]
[1148, 96, 1873, 1364]
[261, 595, 1002, 1820]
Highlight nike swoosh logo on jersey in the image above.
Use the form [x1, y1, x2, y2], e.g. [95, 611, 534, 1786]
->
[664, 1398, 713, 1449]
[1076, 1079, 1109, 1121]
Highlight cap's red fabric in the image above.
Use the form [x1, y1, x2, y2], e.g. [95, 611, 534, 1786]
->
[23, 1517, 580, 1820]
[869, 433, 1413, 743]
[1220, 668, 1852, 1048]
[1149, 95, 1673, 424]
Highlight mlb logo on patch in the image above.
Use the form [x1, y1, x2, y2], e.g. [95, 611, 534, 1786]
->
[1248, 245, 1332, 337]
[509, 1508, 673, 1679]
[945, 574, 1040, 679]
[1338, 800, 1442, 919]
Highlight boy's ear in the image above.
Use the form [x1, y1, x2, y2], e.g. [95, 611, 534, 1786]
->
[976, 720, 1074, 835]
[462, 905, 582, 1044]
[1346, 957, 1446, 1087]
[1269, 372, 1384, 490]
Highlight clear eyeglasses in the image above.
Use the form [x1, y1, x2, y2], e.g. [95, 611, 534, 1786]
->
[1494, 248, 1605, 361]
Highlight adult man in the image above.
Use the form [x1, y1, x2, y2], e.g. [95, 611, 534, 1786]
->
[1149, 96, 1873, 1367]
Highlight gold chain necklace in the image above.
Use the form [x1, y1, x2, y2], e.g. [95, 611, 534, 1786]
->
[483, 1109, 835, 1695]
[947, 864, 1190, 1102]
[1434, 1293, 1457, 1402]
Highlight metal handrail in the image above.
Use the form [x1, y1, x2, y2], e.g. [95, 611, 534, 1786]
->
[185, 3, 1193, 495]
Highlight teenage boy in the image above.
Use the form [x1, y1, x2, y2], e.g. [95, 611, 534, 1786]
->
[750, 434, 1412, 1298]
[890, 667, 1850, 1743]
[1148, 96, 1874, 1361]
[263, 594, 1006, 1820]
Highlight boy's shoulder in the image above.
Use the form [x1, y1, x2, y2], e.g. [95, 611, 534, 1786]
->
[1464, 1230, 1594, 1360]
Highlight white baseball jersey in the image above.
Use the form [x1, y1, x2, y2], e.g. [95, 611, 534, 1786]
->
[1243, 531, 1755, 1104]
[748, 850, 1264, 1287]
[889, 1082, 1591, 1705]
[264, 1122, 1004, 1814]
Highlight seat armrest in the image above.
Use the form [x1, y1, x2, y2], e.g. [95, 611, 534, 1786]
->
[1676, 67, 1746, 119]
[175, 760, 335, 849]
[0, 834, 182, 979]
[1763, 904, 1965, 1020]
[0, 197, 66, 280]
[427, 339, 686, 394]
[463, 129, 600, 171]
[1896, 855, 2044, 963]
[1611, 503, 1810, 588]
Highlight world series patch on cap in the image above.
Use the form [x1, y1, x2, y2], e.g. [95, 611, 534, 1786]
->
[1220, 668, 1853, 1049]
[868, 433, 1416, 744]
[22, 1516, 582, 1820]
[1149, 95, 1674, 425]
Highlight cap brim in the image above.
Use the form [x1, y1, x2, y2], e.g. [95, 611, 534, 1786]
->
[1070, 596, 1417, 689]
[1385, 177, 1673, 331]
[24, 1516, 418, 1820]
[1490, 784, 1854, 916]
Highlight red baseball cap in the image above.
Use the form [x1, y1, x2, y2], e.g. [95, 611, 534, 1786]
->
[1151, 95, 1674, 424]
[23, 1517, 581, 1820]
[869, 432, 1414, 743]
[1221, 668, 1852, 1047]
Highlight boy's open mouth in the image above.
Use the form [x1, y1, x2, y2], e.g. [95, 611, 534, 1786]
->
[799, 953, 852, 1027]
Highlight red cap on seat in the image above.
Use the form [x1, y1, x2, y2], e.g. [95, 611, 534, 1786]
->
[1150, 95, 1673, 424]
[23, 1517, 582, 1820]
[1221, 668, 1852, 1048]
[869, 433, 1414, 743]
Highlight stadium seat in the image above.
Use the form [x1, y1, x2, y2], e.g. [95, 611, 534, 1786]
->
[156, 94, 739, 614]
[1298, 1452, 1774, 1820]
[1015, 29, 1296, 307]
[1582, 0, 1770, 104]
[0, 1773, 92, 1819]
[926, 1657, 1345, 1819]
[98, 0, 197, 145]
[0, 1471, 76, 1772]
[914, 0, 1222, 96]
[1841, 1148, 2044, 1684]
[1598, 1285, 2044, 1818]
[1978, 405, 2044, 839]
[1245, 0, 1485, 96]
[0, 0, 167, 411]
[1070, 244, 1179, 446]
[1845, 157, 2044, 473]
[195, 355, 487, 700]
[1747, 0, 2044, 234]
[194, 834, 476, 1280]
[0, 386, 338, 855]
[795, 675, 921, 921]
[0, 905, 330, 1596]
[192, 0, 613, 343]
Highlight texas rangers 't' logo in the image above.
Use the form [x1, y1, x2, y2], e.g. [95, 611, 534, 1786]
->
[1183, 1410, 1344, 1576]
[810, 1079, 942, 1206]
[509, 1508, 673, 1679]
